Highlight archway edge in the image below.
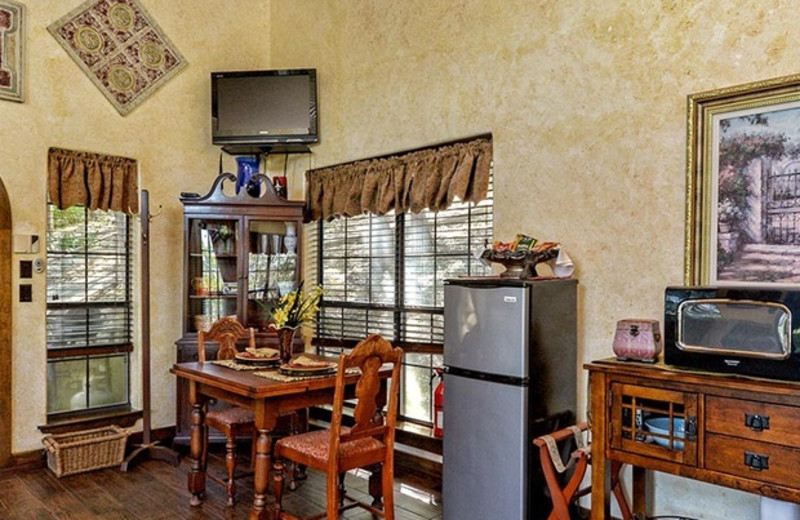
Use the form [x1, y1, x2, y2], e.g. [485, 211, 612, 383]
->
[0, 177, 12, 468]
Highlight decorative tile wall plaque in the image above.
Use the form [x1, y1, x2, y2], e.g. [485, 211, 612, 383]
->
[48, 0, 187, 116]
[0, 0, 25, 103]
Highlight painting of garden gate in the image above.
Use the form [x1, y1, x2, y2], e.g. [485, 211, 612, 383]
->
[715, 104, 800, 284]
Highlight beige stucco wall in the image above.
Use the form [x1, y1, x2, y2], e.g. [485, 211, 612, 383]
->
[3, 0, 796, 516]
[268, 0, 800, 517]
[1, 1, 275, 453]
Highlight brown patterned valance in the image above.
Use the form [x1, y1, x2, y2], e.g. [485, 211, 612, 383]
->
[47, 147, 139, 215]
[305, 136, 492, 221]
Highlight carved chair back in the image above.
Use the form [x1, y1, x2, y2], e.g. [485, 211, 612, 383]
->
[329, 334, 403, 459]
[197, 316, 255, 362]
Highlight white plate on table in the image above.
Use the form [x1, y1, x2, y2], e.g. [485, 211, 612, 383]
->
[278, 355, 337, 376]
[235, 350, 280, 366]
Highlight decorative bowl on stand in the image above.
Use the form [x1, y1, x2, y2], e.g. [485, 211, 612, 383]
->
[480, 249, 528, 277]
[481, 244, 561, 279]
[489, 255, 528, 278]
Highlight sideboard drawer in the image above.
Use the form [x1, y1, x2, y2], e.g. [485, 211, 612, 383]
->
[705, 434, 800, 486]
[706, 396, 800, 446]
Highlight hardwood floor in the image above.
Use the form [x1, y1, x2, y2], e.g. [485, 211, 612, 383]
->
[0, 448, 442, 520]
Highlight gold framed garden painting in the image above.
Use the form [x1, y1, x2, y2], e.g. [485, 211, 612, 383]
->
[685, 73, 800, 286]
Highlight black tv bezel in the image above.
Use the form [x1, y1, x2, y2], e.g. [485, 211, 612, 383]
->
[211, 68, 318, 148]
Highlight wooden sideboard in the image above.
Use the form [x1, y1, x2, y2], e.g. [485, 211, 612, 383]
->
[586, 359, 800, 519]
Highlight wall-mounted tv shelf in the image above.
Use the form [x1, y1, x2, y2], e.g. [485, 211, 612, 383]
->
[221, 143, 313, 156]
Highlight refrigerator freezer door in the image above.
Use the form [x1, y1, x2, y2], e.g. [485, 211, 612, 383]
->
[444, 283, 529, 379]
[443, 372, 528, 520]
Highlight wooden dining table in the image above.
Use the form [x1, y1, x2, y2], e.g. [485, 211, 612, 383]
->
[170, 360, 389, 520]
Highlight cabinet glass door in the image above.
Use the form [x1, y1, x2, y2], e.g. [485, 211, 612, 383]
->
[245, 219, 298, 331]
[611, 382, 698, 465]
[187, 218, 239, 333]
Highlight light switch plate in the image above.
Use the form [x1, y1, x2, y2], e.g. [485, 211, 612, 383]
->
[19, 260, 32, 279]
[13, 234, 39, 254]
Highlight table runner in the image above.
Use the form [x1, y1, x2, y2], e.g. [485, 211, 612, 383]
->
[211, 359, 277, 371]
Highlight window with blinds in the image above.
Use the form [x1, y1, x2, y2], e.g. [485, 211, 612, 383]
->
[309, 183, 493, 424]
[45, 205, 132, 415]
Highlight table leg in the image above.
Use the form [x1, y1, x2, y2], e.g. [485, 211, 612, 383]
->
[367, 380, 389, 507]
[249, 428, 273, 520]
[632, 465, 647, 518]
[290, 409, 308, 490]
[368, 463, 384, 507]
[188, 398, 207, 506]
[590, 371, 611, 519]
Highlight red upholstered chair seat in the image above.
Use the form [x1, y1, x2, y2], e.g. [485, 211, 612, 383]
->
[275, 427, 385, 469]
[207, 407, 256, 428]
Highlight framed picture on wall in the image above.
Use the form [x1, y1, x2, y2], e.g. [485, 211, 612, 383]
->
[0, 0, 24, 103]
[685, 73, 800, 287]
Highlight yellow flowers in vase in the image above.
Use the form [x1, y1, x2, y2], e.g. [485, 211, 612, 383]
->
[269, 281, 324, 331]
[267, 281, 323, 364]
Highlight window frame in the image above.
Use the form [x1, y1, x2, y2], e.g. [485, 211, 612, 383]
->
[312, 185, 493, 426]
[45, 204, 134, 419]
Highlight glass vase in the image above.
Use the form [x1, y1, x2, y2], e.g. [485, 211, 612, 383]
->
[284, 222, 297, 254]
[235, 156, 260, 195]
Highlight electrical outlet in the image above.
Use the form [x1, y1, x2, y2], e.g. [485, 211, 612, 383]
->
[19, 260, 32, 279]
[19, 284, 32, 302]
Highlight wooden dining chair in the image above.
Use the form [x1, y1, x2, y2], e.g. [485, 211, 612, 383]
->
[271, 334, 403, 520]
[196, 316, 258, 506]
[198, 316, 301, 506]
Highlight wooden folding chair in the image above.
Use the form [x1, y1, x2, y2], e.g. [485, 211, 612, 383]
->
[534, 422, 632, 520]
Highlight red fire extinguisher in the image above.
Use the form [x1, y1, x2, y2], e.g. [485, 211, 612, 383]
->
[433, 368, 444, 438]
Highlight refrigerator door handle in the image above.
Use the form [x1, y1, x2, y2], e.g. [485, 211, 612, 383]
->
[444, 365, 529, 386]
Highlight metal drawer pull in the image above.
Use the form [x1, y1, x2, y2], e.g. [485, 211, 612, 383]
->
[745, 413, 770, 432]
[685, 415, 698, 441]
[744, 452, 769, 471]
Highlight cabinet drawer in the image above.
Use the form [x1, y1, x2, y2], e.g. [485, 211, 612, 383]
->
[706, 434, 800, 486]
[706, 395, 800, 446]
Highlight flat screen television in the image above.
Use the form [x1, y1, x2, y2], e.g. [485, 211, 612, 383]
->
[211, 68, 318, 151]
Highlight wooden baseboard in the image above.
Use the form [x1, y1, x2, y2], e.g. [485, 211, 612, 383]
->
[126, 426, 175, 446]
[1, 449, 46, 473]
[394, 443, 441, 491]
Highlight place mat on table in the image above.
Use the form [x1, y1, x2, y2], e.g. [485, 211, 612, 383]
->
[212, 359, 277, 371]
[254, 367, 360, 383]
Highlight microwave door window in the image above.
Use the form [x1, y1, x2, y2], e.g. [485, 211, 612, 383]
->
[678, 300, 791, 359]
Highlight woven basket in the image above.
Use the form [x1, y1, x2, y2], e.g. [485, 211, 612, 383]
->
[42, 426, 129, 477]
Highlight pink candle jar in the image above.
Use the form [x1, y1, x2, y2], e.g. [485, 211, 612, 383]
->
[612, 319, 662, 362]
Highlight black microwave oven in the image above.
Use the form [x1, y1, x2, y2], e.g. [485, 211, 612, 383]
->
[664, 286, 800, 381]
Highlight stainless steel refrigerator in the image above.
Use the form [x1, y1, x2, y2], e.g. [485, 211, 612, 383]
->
[442, 278, 577, 520]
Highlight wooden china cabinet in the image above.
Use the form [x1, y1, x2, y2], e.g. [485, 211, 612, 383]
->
[174, 172, 304, 442]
